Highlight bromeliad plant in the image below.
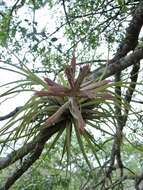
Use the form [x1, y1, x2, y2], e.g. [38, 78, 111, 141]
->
[33, 54, 115, 167]
[0, 55, 115, 169]
[36, 54, 113, 133]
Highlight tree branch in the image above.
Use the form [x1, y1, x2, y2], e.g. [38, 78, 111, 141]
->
[90, 47, 143, 80]
[0, 142, 44, 190]
[91, 2, 143, 185]
[90, 0, 143, 80]
[111, 0, 143, 62]
[0, 122, 64, 171]
[124, 62, 140, 123]
[0, 107, 22, 121]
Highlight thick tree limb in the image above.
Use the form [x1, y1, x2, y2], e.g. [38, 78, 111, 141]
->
[91, 0, 143, 80]
[0, 142, 44, 190]
[0, 122, 65, 189]
[90, 47, 143, 80]
[0, 122, 64, 171]
[111, 0, 143, 62]
[0, 140, 35, 170]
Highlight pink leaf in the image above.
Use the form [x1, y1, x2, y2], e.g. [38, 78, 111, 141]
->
[74, 65, 90, 89]
[65, 65, 75, 88]
[79, 90, 114, 100]
[44, 77, 58, 86]
[35, 91, 56, 97]
[48, 85, 70, 93]
[79, 90, 97, 99]
[71, 53, 76, 78]
[81, 80, 112, 91]
[44, 77, 66, 89]
[69, 98, 85, 132]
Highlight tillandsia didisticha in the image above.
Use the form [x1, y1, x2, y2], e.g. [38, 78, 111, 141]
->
[35, 54, 113, 133]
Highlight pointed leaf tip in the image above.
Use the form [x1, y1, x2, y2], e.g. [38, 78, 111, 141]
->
[71, 53, 76, 77]
[65, 65, 75, 88]
[44, 77, 57, 86]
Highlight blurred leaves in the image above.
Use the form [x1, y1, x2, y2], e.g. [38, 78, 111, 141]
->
[0, 11, 10, 46]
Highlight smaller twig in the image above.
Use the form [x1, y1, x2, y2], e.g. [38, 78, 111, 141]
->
[6, 0, 20, 35]
[131, 99, 143, 104]
[0, 107, 22, 121]
[135, 172, 143, 190]
[105, 175, 134, 190]
[123, 62, 140, 123]
[77, 59, 107, 65]
[62, 0, 75, 37]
